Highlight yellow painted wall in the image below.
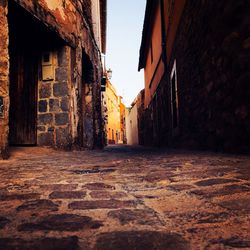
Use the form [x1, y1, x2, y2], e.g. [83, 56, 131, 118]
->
[104, 81, 121, 144]
[119, 100, 126, 143]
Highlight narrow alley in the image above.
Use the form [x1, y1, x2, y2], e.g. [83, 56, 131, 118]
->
[0, 0, 249, 249]
[0, 146, 249, 249]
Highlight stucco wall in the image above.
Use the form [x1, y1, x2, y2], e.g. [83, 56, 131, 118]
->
[126, 105, 139, 145]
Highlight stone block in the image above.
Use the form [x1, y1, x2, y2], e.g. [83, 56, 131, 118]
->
[0, 237, 79, 250]
[57, 47, 68, 67]
[55, 67, 68, 82]
[0, 0, 7, 7]
[93, 231, 189, 250]
[38, 100, 47, 113]
[49, 98, 60, 112]
[0, 193, 40, 201]
[55, 127, 72, 148]
[83, 183, 115, 190]
[49, 191, 86, 199]
[37, 126, 46, 132]
[0, 61, 8, 69]
[38, 113, 53, 125]
[55, 113, 69, 125]
[38, 132, 54, 146]
[0, 146, 9, 160]
[61, 97, 69, 111]
[39, 83, 51, 98]
[0, 216, 10, 229]
[18, 214, 102, 231]
[53, 82, 68, 97]
[16, 199, 59, 212]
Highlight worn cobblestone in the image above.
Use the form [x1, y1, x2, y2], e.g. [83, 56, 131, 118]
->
[0, 145, 249, 249]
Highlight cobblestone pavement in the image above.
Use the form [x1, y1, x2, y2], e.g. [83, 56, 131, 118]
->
[0, 145, 249, 250]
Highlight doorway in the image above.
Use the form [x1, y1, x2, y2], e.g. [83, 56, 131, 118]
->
[9, 43, 38, 145]
[8, 1, 64, 146]
[8, 2, 38, 145]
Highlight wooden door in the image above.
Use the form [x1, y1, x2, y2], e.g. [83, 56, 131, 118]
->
[9, 47, 38, 145]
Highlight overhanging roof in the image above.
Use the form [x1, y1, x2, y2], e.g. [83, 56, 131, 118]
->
[100, 0, 107, 54]
[138, 0, 157, 71]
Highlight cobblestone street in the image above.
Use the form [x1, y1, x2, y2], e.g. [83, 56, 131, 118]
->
[0, 145, 249, 250]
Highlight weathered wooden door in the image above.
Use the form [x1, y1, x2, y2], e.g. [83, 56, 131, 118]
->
[9, 47, 38, 145]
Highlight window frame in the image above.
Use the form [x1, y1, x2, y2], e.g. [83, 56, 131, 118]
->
[170, 60, 179, 132]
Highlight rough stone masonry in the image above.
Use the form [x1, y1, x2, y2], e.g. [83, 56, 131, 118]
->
[0, 0, 9, 159]
[0, 0, 106, 159]
[0, 145, 249, 249]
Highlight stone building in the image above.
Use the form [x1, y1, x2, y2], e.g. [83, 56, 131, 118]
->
[138, 0, 250, 152]
[0, 0, 107, 159]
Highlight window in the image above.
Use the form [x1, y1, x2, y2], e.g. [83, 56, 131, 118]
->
[170, 60, 179, 129]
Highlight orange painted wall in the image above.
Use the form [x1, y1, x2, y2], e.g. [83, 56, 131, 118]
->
[144, 3, 164, 108]
[164, 0, 186, 64]
[143, 0, 186, 108]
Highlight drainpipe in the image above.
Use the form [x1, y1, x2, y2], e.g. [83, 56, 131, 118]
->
[160, 0, 167, 69]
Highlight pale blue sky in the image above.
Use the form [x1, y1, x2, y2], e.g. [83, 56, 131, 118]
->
[106, 0, 146, 106]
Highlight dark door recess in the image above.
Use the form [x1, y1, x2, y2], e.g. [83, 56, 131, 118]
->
[9, 47, 38, 145]
[8, 0, 64, 145]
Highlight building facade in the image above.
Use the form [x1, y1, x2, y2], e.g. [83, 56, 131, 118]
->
[125, 90, 145, 146]
[138, 0, 250, 152]
[0, 0, 107, 159]
[119, 97, 127, 144]
[126, 105, 139, 146]
[102, 80, 125, 144]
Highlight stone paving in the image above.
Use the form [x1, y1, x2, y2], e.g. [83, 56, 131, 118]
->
[0, 145, 249, 250]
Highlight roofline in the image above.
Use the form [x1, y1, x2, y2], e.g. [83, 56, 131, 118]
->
[100, 0, 107, 54]
[138, 0, 157, 71]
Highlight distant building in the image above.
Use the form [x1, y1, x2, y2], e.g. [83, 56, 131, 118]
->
[137, 89, 145, 145]
[126, 90, 145, 145]
[103, 80, 126, 144]
[138, 0, 250, 152]
[119, 96, 127, 144]
[0, 0, 107, 159]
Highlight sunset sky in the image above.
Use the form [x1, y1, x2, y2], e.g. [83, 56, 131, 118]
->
[106, 0, 146, 106]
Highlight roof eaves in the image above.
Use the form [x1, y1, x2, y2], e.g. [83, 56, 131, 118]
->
[100, 0, 107, 54]
[138, 0, 157, 71]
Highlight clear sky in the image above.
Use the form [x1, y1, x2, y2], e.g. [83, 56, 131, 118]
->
[106, 0, 146, 107]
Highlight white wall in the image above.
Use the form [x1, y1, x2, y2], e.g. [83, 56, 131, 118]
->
[125, 105, 138, 145]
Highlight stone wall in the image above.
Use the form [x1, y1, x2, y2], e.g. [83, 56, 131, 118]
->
[0, 0, 9, 159]
[171, 0, 250, 152]
[142, 0, 250, 153]
[37, 47, 72, 149]
[0, 0, 105, 158]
